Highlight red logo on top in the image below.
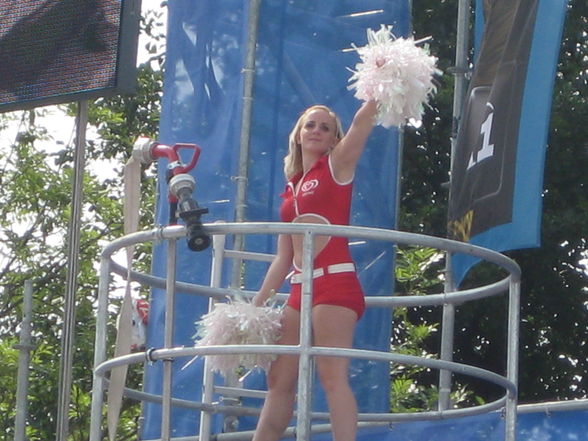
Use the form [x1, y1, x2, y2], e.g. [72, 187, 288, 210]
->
[301, 179, 319, 193]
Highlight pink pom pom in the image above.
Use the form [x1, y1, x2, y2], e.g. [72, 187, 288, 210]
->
[348, 25, 441, 128]
[192, 299, 283, 377]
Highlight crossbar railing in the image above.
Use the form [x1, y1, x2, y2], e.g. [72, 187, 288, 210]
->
[89, 222, 521, 441]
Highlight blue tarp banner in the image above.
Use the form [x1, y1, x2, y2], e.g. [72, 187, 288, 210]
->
[447, 0, 568, 285]
[142, 1, 408, 439]
[353, 407, 588, 441]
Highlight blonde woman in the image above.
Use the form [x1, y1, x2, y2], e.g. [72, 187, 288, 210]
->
[252, 100, 377, 441]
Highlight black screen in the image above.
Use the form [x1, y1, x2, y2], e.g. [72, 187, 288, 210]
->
[0, 0, 140, 112]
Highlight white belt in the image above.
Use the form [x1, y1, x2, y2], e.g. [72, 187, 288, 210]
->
[290, 263, 355, 284]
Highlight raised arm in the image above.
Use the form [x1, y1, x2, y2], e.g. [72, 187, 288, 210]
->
[330, 100, 378, 183]
[252, 234, 294, 306]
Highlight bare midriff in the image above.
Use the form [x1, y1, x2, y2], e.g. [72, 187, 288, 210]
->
[291, 214, 331, 269]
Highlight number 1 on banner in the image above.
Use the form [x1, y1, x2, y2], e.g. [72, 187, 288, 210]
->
[468, 103, 495, 170]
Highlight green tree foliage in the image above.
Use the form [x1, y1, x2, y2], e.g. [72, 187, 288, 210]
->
[400, 0, 456, 236]
[0, 340, 19, 436]
[391, 247, 444, 412]
[391, 246, 483, 411]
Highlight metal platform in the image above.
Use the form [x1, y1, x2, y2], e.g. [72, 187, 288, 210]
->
[89, 222, 522, 441]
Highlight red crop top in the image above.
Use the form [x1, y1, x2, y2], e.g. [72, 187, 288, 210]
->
[280, 154, 354, 268]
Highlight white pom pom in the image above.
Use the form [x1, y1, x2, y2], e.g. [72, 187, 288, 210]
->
[192, 298, 283, 377]
[348, 25, 441, 128]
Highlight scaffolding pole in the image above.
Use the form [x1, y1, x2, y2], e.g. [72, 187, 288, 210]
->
[438, 0, 471, 412]
[14, 280, 34, 441]
[231, 0, 262, 289]
[56, 100, 88, 441]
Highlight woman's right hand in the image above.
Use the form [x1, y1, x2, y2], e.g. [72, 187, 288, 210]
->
[252, 293, 265, 307]
[252, 289, 276, 307]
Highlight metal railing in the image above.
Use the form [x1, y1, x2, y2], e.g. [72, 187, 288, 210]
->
[89, 222, 521, 441]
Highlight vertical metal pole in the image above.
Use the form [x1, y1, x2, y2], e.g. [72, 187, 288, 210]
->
[56, 100, 88, 441]
[14, 280, 34, 441]
[438, 259, 455, 411]
[439, 0, 470, 412]
[505, 277, 520, 441]
[395, 129, 404, 231]
[231, 0, 262, 289]
[199, 232, 226, 441]
[161, 238, 178, 441]
[89, 257, 113, 441]
[450, 0, 471, 168]
[296, 230, 315, 440]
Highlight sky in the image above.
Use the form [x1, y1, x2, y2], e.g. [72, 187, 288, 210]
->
[138, 0, 168, 66]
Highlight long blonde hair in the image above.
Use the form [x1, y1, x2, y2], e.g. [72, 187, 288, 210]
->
[283, 105, 345, 180]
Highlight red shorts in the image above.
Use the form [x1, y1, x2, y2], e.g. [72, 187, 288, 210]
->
[287, 271, 365, 319]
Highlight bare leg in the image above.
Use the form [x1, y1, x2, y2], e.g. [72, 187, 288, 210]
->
[252, 306, 300, 441]
[313, 304, 358, 441]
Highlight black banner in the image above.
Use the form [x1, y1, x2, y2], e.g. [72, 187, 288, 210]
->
[448, 0, 538, 242]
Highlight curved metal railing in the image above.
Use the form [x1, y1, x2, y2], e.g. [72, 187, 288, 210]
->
[89, 222, 521, 441]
